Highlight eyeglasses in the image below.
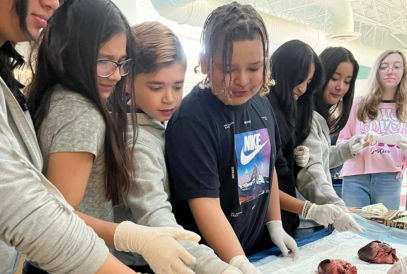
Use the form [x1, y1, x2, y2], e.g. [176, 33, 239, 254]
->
[97, 59, 134, 78]
[378, 65, 404, 73]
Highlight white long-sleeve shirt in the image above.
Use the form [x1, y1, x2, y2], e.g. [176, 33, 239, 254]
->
[296, 111, 353, 228]
[0, 78, 108, 274]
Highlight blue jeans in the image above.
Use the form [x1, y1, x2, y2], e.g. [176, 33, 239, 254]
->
[342, 172, 402, 210]
[23, 261, 48, 274]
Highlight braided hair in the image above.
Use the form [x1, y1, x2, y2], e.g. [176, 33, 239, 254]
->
[197, 1, 270, 103]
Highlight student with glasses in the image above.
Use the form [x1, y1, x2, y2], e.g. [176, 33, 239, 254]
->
[24, 1, 200, 274]
[97, 59, 134, 78]
[337, 50, 407, 210]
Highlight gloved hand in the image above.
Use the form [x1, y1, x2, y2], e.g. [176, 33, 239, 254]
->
[333, 210, 365, 234]
[229, 255, 262, 274]
[397, 141, 407, 151]
[366, 131, 380, 146]
[294, 146, 309, 167]
[305, 203, 342, 226]
[348, 134, 366, 155]
[221, 266, 244, 274]
[267, 220, 299, 261]
[387, 256, 407, 274]
[114, 221, 200, 274]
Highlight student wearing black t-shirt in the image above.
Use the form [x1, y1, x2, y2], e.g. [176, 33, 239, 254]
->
[166, 3, 298, 273]
[166, 4, 349, 273]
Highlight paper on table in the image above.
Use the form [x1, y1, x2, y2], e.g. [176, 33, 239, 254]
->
[256, 231, 407, 274]
[361, 203, 388, 214]
[377, 133, 407, 146]
[254, 215, 407, 274]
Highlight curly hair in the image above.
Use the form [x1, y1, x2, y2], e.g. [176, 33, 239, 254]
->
[197, 1, 270, 103]
[357, 50, 407, 123]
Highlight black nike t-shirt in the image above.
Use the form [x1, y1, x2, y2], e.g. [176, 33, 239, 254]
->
[166, 84, 281, 256]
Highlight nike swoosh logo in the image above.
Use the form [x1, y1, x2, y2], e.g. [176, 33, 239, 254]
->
[240, 140, 268, 165]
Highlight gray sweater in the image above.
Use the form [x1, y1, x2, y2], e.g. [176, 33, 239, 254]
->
[114, 113, 231, 274]
[296, 111, 353, 227]
[0, 78, 108, 274]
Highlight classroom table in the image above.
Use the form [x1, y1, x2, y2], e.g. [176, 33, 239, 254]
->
[249, 227, 331, 263]
[249, 214, 407, 273]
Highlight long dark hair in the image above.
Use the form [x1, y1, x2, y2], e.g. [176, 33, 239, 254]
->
[198, 1, 270, 98]
[0, 0, 74, 110]
[267, 40, 324, 146]
[314, 47, 359, 135]
[0, 0, 30, 110]
[26, 0, 137, 205]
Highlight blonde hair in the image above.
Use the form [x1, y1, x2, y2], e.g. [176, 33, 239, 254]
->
[357, 50, 407, 122]
[131, 21, 186, 75]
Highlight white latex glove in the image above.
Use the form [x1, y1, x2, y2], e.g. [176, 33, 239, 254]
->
[387, 256, 407, 274]
[305, 204, 342, 226]
[267, 220, 299, 261]
[348, 134, 366, 155]
[366, 131, 380, 145]
[114, 221, 200, 274]
[221, 266, 244, 274]
[333, 211, 365, 234]
[397, 141, 407, 151]
[229, 255, 262, 274]
[294, 146, 309, 167]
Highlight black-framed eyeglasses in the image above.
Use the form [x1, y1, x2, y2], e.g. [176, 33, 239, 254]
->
[97, 59, 134, 78]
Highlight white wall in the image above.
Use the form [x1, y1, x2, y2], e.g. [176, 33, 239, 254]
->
[112, 0, 397, 100]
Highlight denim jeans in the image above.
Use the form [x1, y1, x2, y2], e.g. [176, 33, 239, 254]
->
[128, 264, 154, 274]
[23, 261, 48, 274]
[342, 172, 402, 210]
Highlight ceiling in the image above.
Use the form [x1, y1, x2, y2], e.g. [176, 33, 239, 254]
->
[219, 0, 407, 52]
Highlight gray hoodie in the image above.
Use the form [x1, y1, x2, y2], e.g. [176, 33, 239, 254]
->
[114, 113, 231, 274]
[296, 111, 353, 228]
[0, 78, 108, 274]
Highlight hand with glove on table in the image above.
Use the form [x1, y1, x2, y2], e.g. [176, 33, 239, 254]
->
[293, 131, 365, 236]
[387, 256, 407, 274]
[303, 202, 364, 234]
[114, 223, 248, 274]
[332, 208, 365, 234]
[114, 221, 201, 274]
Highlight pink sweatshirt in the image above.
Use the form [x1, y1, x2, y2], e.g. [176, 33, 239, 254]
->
[338, 97, 407, 177]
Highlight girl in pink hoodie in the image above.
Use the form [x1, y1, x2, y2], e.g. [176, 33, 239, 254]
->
[338, 50, 407, 210]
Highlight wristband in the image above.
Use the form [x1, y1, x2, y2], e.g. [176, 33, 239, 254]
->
[302, 200, 310, 218]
